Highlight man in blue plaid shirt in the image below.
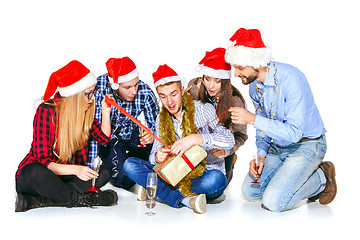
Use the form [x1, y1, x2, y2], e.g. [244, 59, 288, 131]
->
[89, 57, 159, 189]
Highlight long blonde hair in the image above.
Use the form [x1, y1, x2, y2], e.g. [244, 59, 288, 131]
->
[56, 91, 95, 163]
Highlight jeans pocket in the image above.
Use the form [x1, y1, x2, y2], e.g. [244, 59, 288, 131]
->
[315, 138, 327, 160]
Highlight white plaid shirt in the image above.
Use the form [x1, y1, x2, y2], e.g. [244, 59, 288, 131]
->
[149, 100, 235, 174]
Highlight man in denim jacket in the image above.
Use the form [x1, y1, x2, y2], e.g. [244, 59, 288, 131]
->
[226, 28, 336, 212]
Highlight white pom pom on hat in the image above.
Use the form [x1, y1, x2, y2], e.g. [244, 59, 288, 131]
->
[106, 57, 139, 90]
[111, 82, 119, 90]
[35, 60, 97, 108]
[225, 28, 272, 69]
[33, 98, 43, 109]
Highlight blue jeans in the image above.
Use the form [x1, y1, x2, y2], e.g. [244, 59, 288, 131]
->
[242, 135, 327, 212]
[123, 157, 227, 208]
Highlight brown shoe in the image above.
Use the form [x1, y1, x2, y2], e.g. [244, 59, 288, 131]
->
[317, 161, 337, 204]
[233, 154, 238, 165]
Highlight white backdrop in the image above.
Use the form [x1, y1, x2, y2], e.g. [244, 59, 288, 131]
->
[1, 0, 359, 238]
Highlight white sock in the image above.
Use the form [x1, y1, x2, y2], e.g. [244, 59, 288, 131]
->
[181, 197, 194, 209]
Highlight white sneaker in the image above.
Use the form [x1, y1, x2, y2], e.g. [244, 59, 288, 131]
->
[137, 185, 148, 201]
[190, 194, 207, 214]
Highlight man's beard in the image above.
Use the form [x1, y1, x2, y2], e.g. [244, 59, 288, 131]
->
[242, 69, 259, 85]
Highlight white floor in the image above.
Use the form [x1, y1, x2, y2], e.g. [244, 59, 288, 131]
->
[1, 1, 359, 238]
[4, 152, 356, 240]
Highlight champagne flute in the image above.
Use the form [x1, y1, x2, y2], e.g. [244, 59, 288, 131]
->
[145, 172, 157, 216]
[138, 120, 146, 148]
[87, 156, 102, 192]
[251, 154, 261, 184]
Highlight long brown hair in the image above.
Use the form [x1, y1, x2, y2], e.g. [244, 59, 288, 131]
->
[198, 76, 246, 129]
[54, 91, 95, 163]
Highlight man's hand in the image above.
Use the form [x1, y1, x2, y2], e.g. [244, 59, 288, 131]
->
[170, 134, 203, 156]
[249, 155, 265, 178]
[155, 147, 171, 163]
[139, 129, 154, 145]
[228, 107, 256, 125]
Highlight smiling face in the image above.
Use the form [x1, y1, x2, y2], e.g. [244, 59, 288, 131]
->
[116, 77, 139, 101]
[233, 65, 259, 85]
[156, 82, 184, 120]
[203, 75, 222, 98]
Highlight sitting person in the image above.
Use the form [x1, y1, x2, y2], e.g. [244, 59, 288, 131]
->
[123, 64, 235, 214]
[187, 47, 248, 184]
[225, 28, 336, 211]
[15, 60, 118, 212]
[90, 57, 159, 189]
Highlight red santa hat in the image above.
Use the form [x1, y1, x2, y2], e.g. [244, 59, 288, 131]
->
[152, 64, 181, 88]
[106, 57, 139, 90]
[42, 60, 97, 101]
[198, 47, 231, 79]
[225, 28, 272, 69]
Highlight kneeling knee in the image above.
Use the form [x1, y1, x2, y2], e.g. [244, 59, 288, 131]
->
[262, 192, 287, 212]
[241, 180, 262, 201]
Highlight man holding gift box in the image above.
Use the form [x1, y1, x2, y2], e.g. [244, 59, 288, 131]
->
[225, 28, 336, 212]
[124, 64, 235, 214]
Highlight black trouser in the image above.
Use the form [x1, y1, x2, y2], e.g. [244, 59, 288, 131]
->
[225, 153, 235, 184]
[16, 162, 111, 206]
[99, 127, 152, 189]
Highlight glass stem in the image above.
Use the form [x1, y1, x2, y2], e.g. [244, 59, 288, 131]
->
[92, 178, 96, 188]
[149, 198, 152, 213]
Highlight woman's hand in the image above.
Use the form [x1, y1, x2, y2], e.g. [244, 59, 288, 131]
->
[101, 94, 113, 137]
[48, 163, 98, 181]
[75, 166, 99, 181]
[209, 149, 226, 158]
[101, 94, 114, 115]
[155, 147, 171, 163]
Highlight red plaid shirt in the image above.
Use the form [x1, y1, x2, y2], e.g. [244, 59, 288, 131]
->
[15, 93, 110, 180]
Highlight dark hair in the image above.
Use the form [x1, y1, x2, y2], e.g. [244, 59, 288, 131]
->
[198, 76, 246, 129]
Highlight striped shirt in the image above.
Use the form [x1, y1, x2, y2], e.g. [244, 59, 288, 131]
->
[89, 74, 159, 159]
[149, 100, 235, 174]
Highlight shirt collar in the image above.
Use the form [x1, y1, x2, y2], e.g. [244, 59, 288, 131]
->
[263, 61, 276, 86]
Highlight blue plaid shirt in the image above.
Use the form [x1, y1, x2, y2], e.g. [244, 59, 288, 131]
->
[89, 73, 159, 159]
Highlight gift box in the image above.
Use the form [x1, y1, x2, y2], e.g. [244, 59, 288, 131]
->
[153, 145, 207, 187]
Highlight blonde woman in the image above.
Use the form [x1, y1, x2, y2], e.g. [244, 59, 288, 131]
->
[15, 60, 118, 212]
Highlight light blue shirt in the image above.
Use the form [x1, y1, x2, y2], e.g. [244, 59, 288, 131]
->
[251, 62, 326, 157]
